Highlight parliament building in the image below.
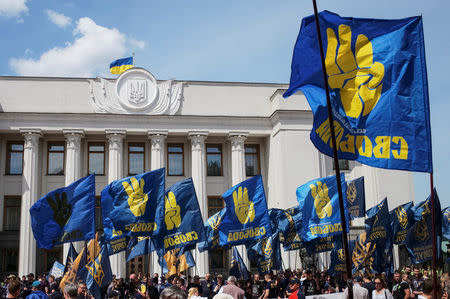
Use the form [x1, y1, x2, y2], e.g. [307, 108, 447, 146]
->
[0, 67, 415, 278]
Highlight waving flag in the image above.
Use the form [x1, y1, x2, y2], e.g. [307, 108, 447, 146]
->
[346, 177, 365, 219]
[218, 175, 271, 246]
[304, 235, 341, 255]
[443, 207, 450, 240]
[161, 178, 206, 251]
[198, 208, 227, 252]
[230, 247, 250, 280]
[159, 249, 195, 276]
[126, 237, 155, 262]
[351, 232, 376, 273]
[101, 168, 165, 237]
[296, 174, 349, 242]
[110, 57, 133, 74]
[64, 243, 78, 274]
[30, 174, 95, 249]
[49, 261, 65, 278]
[284, 11, 432, 173]
[390, 202, 414, 245]
[86, 246, 113, 299]
[247, 231, 282, 275]
[329, 247, 347, 276]
[365, 198, 390, 243]
[269, 207, 303, 251]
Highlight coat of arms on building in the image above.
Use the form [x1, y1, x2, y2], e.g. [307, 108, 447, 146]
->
[89, 67, 183, 115]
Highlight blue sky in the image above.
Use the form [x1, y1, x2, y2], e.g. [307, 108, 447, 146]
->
[0, 0, 448, 208]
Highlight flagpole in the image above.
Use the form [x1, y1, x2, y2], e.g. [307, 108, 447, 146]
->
[311, 2, 353, 299]
[430, 173, 438, 299]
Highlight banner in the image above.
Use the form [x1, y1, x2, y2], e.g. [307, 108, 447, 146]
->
[346, 177, 365, 219]
[86, 245, 113, 299]
[296, 174, 349, 242]
[49, 261, 65, 279]
[247, 231, 282, 275]
[30, 174, 95, 249]
[126, 237, 155, 262]
[443, 206, 450, 240]
[269, 208, 303, 251]
[230, 247, 250, 280]
[64, 243, 78, 274]
[390, 201, 414, 245]
[283, 11, 432, 173]
[101, 168, 165, 237]
[198, 208, 227, 252]
[365, 198, 390, 243]
[161, 178, 206, 251]
[304, 235, 341, 255]
[218, 175, 271, 246]
[351, 232, 376, 273]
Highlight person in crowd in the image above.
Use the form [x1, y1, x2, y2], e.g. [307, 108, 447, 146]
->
[404, 267, 413, 282]
[411, 267, 425, 299]
[262, 274, 277, 299]
[64, 284, 79, 299]
[343, 276, 368, 299]
[188, 276, 203, 296]
[218, 276, 244, 299]
[213, 276, 224, 296]
[7, 280, 22, 299]
[372, 277, 393, 299]
[201, 274, 215, 299]
[275, 275, 285, 299]
[419, 278, 444, 299]
[250, 274, 263, 299]
[302, 270, 320, 296]
[362, 273, 376, 299]
[287, 279, 304, 299]
[143, 275, 159, 299]
[422, 271, 429, 280]
[48, 283, 63, 299]
[26, 281, 48, 299]
[177, 278, 187, 293]
[188, 287, 207, 299]
[391, 270, 411, 299]
[160, 286, 188, 299]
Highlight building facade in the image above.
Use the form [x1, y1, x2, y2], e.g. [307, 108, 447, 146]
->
[0, 68, 415, 277]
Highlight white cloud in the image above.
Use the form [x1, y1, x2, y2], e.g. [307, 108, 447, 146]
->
[9, 17, 131, 77]
[0, 0, 28, 18]
[46, 9, 71, 28]
[129, 37, 146, 50]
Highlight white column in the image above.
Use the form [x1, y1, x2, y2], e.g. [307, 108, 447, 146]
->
[106, 130, 126, 278]
[189, 131, 209, 276]
[148, 130, 168, 276]
[18, 129, 42, 276]
[63, 129, 84, 256]
[228, 132, 250, 267]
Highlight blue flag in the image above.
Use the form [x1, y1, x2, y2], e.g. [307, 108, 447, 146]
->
[443, 207, 450, 240]
[86, 246, 113, 299]
[101, 168, 165, 237]
[126, 237, 155, 262]
[101, 193, 129, 255]
[64, 243, 78, 274]
[304, 235, 341, 255]
[406, 189, 442, 264]
[283, 11, 432, 173]
[329, 247, 347, 276]
[247, 232, 282, 275]
[365, 198, 390, 243]
[296, 174, 349, 242]
[218, 175, 271, 246]
[30, 174, 95, 249]
[390, 202, 414, 245]
[269, 208, 303, 251]
[230, 247, 250, 280]
[49, 261, 65, 278]
[198, 208, 227, 252]
[161, 178, 206, 252]
[346, 177, 365, 219]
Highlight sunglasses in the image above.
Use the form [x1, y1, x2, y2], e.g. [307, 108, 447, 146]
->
[375, 282, 382, 285]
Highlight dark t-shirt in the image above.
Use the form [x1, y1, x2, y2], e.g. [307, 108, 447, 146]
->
[188, 283, 203, 295]
[392, 281, 410, 299]
[201, 280, 214, 298]
[264, 281, 277, 298]
[302, 279, 317, 296]
[362, 281, 376, 299]
[251, 281, 263, 299]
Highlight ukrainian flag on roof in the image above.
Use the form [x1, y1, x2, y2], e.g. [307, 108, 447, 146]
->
[110, 56, 133, 74]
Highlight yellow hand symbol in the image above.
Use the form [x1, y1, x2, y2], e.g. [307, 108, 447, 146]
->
[165, 192, 181, 230]
[122, 177, 148, 217]
[310, 181, 332, 219]
[233, 186, 255, 224]
[326, 24, 384, 119]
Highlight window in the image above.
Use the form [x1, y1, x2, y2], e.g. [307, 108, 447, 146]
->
[167, 144, 184, 176]
[245, 145, 260, 176]
[206, 144, 222, 176]
[3, 196, 21, 231]
[88, 143, 105, 175]
[208, 196, 224, 218]
[1, 249, 18, 274]
[207, 196, 228, 271]
[6, 141, 23, 175]
[95, 196, 103, 232]
[47, 142, 65, 175]
[43, 248, 62, 273]
[128, 143, 145, 175]
[333, 159, 349, 170]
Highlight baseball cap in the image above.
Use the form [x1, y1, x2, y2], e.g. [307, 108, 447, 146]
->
[32, 281, 40, 287]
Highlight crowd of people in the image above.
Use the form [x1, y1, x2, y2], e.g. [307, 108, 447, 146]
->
[0, 266, 449, 299]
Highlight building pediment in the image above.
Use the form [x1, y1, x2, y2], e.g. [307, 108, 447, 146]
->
[89, 67, 183, 115]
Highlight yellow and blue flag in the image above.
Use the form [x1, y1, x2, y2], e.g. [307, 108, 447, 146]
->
[126, 237, 155, 262]
[443, 206, 450, 240]
[296, 174, 349, 242]
[269, 208, 302, 251]
[284, 11, 432, 173]
[161, 178, 207, 252]
[351, 232, 376, 274]
[365, 198, 390, 243]
[86, 245, 113, 299]
[346, 177, 365, 219]
[64, 243, 78, 274]
[30, 174, 96, 249]
[159, 249, 195, 276]
[198, 208, 227, 252]
[110, 56, 133, 74]
[101, 168, 165, 238]
[304, 235, 340, 255]
[247, 231, 282, 274]
[230, 247, 249, 280]
[389, 201, 414, 245]
[218, 175, 272, 246]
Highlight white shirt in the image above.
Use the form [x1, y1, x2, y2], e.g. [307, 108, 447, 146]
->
[372, 289, 394, 299]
